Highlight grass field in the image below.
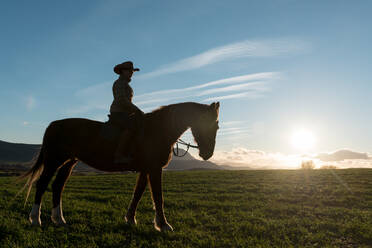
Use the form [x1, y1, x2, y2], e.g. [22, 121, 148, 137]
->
[1, 169, 372, 247]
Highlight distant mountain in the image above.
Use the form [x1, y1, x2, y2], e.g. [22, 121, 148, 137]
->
[167, 148, 250, 170]
[0, 140, 223, 171]
[0, 140, 40, 164]
[166, 150, 222, 170]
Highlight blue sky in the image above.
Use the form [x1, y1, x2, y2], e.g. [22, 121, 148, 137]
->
[1, 1, 371, 167]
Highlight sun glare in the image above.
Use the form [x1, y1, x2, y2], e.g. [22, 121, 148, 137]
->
[291, 128, 316, 151]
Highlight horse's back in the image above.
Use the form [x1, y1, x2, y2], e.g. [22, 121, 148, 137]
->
[48, 118, 102, 134]
[51, 118, 103, 127]
[43, 118, 105, 148]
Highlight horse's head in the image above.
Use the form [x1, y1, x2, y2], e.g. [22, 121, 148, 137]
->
[191, 102, 220, 160]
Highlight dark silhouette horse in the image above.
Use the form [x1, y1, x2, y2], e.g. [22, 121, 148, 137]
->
[20, 102, 220, 231]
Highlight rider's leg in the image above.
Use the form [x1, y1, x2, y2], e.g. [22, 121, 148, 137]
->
[126, 115, 144, 160]
[114, 129, 133, 164]
[127, 132, 139, 158]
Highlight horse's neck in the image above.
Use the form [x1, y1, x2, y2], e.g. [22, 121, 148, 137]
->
[151, 103, 202, 146]
[167, 107, 193, 145]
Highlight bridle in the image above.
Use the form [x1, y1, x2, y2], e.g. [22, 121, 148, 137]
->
[170, 107, 199, 157]
[173, 139, 199, 157]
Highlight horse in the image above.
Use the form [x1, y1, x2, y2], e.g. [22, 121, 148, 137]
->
[20, 101, 220, 232]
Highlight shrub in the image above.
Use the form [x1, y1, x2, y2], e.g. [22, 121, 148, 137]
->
[301, 160, 315, 170]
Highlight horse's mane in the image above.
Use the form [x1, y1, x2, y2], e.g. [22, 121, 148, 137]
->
[145, 102, 209, 120]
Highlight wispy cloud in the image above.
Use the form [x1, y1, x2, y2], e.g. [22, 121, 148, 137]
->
[221, 121, 248, 126]
[202, 91, 265, 102]
[66, 71, 278, 116]
[136, 72, 278, 108]
[218, 129, 253, 136]
[139, 38, 309, 78]
[68, 70, 279, 117]
[137, 72, 277, 99]
[196, 82, 269, 96]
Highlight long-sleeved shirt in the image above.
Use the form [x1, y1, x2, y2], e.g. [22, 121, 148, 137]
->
[109, 77, 138, 114]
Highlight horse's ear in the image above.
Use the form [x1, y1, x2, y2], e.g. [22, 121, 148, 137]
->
[210, 102, 220, 118]
[209, 102, 216, 110]
[215, 102, 220, 117]
[210, 102, 220, 110]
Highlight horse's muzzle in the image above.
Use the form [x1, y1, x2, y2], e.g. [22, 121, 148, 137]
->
[199, 151, 213, 161]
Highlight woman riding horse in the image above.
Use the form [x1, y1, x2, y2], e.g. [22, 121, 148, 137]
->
[109, 61, 144, 165]
[19, 62, 220, 232]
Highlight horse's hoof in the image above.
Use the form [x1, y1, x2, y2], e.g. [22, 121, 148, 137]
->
[51, 216, 67, 226]
[154, 219, 173, 232]
[125, 215, 137, 225]
[29, 216, 41, 227]
[160, 223, 174, 232]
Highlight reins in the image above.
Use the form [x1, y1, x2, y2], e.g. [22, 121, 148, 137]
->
[173, 139, 199, 157]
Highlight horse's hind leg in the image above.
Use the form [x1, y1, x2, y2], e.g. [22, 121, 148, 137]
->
[125, 172, 148, 225]
[29, 161, 60, 226]
[51, 159, 77, 225]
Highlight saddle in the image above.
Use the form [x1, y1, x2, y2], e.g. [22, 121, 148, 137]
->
[100, 113, 135, 141]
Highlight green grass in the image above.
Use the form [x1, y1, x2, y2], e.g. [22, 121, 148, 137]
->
[1, 169, 372, 247]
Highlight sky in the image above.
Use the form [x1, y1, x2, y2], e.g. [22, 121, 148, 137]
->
[1, 0, 372, 168]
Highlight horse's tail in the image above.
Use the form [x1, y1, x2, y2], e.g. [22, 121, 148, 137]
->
[17, 146, 45, 206]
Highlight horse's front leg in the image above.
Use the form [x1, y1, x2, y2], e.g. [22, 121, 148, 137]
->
[125, 172, 148, 225]
[148, 169, 173, 232]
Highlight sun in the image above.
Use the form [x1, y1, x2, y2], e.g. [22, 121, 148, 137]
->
[291, 128, 316, 151]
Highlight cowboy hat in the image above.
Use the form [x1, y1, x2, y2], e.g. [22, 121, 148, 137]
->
[113, 61, 140, 74]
